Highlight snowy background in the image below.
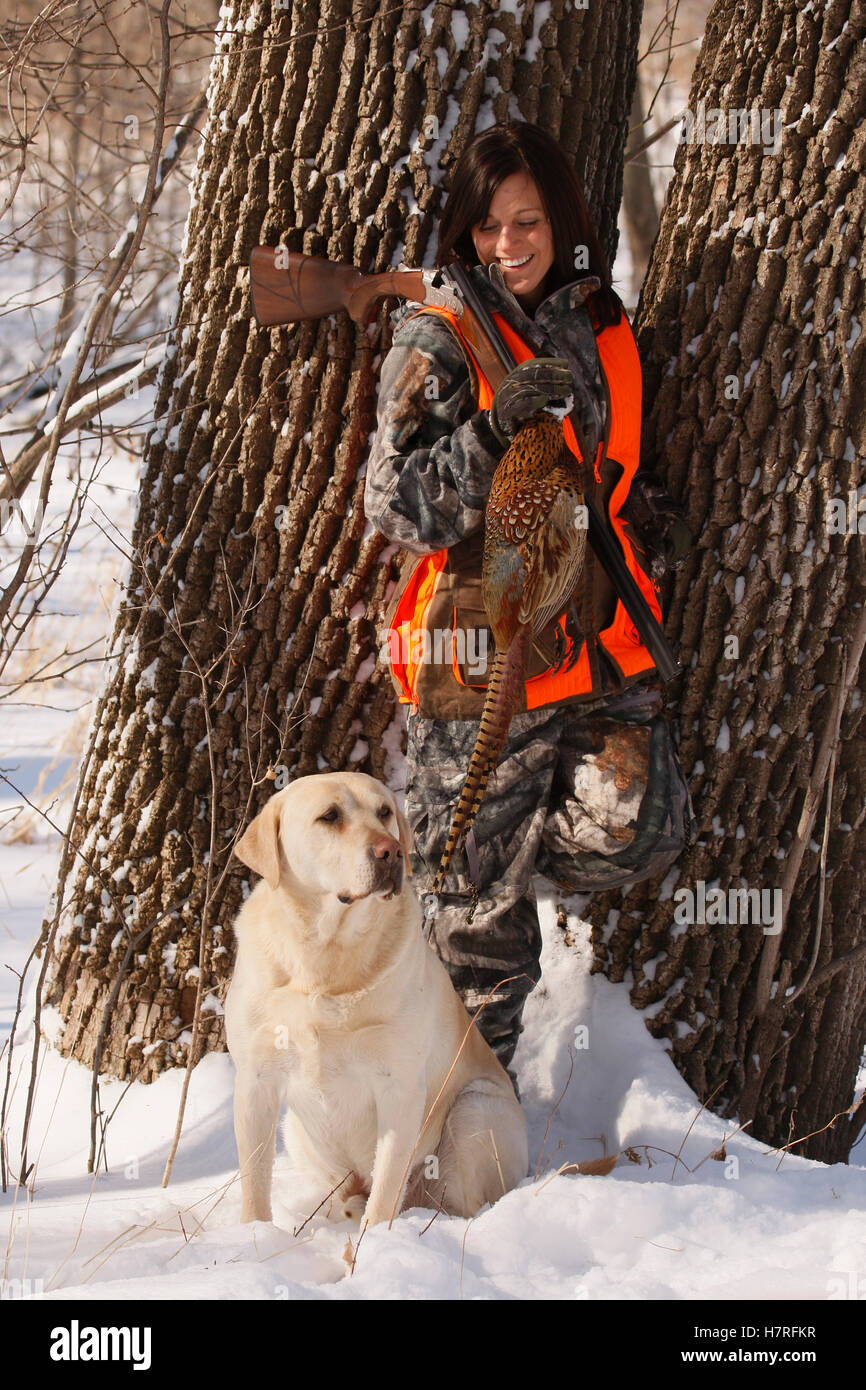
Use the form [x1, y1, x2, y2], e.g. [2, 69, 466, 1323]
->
[2, 0, 864, 1307]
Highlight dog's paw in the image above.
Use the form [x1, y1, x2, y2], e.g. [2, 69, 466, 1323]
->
[341, 1193, 367, 1222]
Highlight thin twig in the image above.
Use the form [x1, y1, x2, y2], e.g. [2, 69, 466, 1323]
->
[458, 1215, 476, 1300]
[788, 940, 866, 998]
[689, 1119, 752, 1173]
[292, 1171, 354, 1238]
[348, 1217, 368, 1276]
[624, 111, 684, 165]
[533, 1046, 575, 1179]
[418, 1188, 447, 1236]
[669, 1081, 726, 1181]
[763, 1096, 862, 1158]
[785, 653, 847, 1006]
[755, 605, 866, 1017]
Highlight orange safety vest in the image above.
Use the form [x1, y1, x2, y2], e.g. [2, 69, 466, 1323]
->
[385, 305, 662, 715]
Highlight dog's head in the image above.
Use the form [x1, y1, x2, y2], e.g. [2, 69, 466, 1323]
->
[234, 772, 414, 908]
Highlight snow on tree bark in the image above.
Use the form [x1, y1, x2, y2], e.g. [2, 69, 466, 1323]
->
[590, 0, 866, 1162]
[44, 0, 643, 1083]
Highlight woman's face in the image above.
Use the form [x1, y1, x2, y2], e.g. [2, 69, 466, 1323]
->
[471, 171, 555, 311]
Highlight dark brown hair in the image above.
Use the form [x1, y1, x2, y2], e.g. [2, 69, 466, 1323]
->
[436, 122, 621, 329]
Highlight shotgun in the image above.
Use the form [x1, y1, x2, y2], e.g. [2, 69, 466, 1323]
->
[249, 246, 510, 387]
[249, 246, 681, 682]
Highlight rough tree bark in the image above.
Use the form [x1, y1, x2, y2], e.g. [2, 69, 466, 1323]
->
[42, 0, 644, 1084]
[590, 0, 866, 1162]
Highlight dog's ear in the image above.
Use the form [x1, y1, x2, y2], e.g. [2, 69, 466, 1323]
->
[235, 798, 283, 890]
[396, 807, 415, 878]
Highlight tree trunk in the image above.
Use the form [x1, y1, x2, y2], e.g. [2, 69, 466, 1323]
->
[621, 77, 659, 306]
[591, 0, 866, 1162]
[44, 0, 644, 1084]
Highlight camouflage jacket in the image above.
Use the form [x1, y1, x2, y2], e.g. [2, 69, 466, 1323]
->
[364, 262, 608, 556]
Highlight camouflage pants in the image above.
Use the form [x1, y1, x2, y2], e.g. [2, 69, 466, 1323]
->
[404, 683, 694, 1071]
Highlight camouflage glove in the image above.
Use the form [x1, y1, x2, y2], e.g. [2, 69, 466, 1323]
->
[621, 470, 692, 579]
[489, 357, 575, 447]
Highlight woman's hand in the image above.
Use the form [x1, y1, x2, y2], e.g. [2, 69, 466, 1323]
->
[489, 357, 575, 446]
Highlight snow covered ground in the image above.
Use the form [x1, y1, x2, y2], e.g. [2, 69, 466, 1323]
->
[4, 883, 866, 1306]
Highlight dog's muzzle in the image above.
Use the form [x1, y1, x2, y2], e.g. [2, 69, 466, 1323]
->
[375, 859, 404, 900]
[369, 835, 404, 900]
[337, 839, 404, 904]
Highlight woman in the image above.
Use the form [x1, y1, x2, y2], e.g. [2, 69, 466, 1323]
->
[364, 123, 693, 1084]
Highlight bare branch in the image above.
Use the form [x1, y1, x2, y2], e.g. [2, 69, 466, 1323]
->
[755, 604, 866, 1018]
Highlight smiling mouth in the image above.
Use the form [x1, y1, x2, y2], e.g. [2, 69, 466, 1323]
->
[499, 254, 532, 269]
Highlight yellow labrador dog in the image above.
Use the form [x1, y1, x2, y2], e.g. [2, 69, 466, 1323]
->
[225, 771, 527, 1231]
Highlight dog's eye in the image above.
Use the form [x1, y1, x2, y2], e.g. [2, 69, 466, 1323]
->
[318, 806, 341, 824]
[377, 804, 392, 821]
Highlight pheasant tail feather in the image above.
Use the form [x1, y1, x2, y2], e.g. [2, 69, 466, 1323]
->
[430, 629, 529, 899]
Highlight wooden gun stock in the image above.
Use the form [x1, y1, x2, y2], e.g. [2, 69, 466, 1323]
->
[249, 247, 444, 327]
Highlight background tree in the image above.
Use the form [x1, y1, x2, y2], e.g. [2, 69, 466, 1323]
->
[36, 0, 645, 1157]
[0, 0, 214, 425]
[621, 76, 660, 307]
[590, 0, 866, 1162]
[0, 0, 214, 799]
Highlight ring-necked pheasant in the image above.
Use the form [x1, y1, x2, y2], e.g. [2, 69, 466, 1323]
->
[425, 407, 586, 920]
